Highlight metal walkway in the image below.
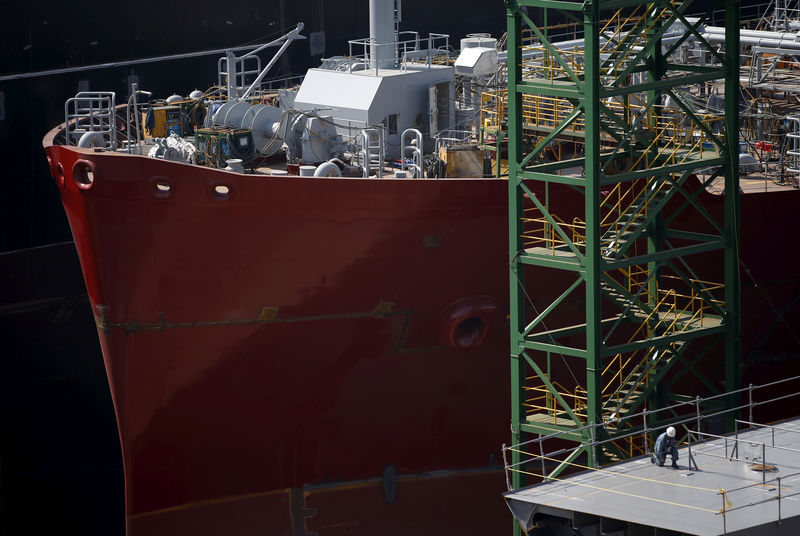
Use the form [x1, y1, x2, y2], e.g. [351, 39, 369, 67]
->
[503, 379, 800, 535]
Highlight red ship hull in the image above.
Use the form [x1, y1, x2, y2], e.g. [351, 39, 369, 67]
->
[44, 130, 800, 534]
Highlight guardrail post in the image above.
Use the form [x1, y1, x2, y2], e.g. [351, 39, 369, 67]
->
[696, 395, 702, 434]
[642, 408, 650, 455]
[539, 437, 548, 483]
[777, 475, 782, 526]
[748, 383, 754, 424]
[688, 432, 698, 471]
[762, 442, 766, 485]
[502, 444, 511, 491]
[720, 491, 727, 535]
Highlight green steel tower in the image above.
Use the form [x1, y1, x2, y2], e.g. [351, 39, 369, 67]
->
[505, 0, 741, 487]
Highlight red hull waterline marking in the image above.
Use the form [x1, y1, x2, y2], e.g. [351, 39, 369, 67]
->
[44, 126, 800, 534]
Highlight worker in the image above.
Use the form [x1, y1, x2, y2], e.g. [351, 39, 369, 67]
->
[652, 426, 679, 468]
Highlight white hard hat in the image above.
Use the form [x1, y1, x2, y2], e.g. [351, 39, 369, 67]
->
[667, 426, 676, 437]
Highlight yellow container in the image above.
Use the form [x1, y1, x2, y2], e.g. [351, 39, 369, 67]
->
[143, 105, 183, 138]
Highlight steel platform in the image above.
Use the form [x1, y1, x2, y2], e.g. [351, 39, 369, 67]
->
[505, 418, 800, 535]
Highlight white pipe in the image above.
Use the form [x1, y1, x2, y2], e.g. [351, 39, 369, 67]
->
[497, 34, 684, 63]
[703, 31, 800, 50]
[226, 50, 237, 100]
[314, 161, 343, 177]
[369, 0, 395, 69]
[702, 25, 800, 41]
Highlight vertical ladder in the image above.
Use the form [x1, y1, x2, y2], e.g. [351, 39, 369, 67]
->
[360, 128, 385, 177]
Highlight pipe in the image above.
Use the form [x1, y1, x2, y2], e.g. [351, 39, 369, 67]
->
[703, 31, 800, 50]
[369, 0, 395, 69]
[702, 25, 800, 41]
[77, 131, 106, 148]
[314, 161, 343, 177]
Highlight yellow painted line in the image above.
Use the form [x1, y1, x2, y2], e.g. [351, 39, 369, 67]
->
[509, 467, 718, 513]
[509, 447, 718, 492]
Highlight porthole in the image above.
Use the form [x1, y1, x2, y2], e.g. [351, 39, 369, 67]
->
[72, 160, 96, 190]
[209, 182, 233, 201]
[150, 177, 173, 199]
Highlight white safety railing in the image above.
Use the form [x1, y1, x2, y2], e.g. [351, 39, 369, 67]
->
[434, 129, 473, 153]
[64, 91, 117, 150]
[125, 83, 152, 155]
[347, 32, 451, 74]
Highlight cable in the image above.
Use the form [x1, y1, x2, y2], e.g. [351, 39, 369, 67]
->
[515, 276, 583, 389]
[740, 260, 800, 348]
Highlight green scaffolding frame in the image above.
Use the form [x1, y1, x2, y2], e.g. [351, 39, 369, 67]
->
[506, 0, 740, 496]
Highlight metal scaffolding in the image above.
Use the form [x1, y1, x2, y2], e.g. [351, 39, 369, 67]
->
[505, 0, 741, 497]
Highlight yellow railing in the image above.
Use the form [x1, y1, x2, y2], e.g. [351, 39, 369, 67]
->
[521, 267, 725, 427]
[523, 376, 589, 423]
[480, 89, 506, 131]
[656, 274, 725, 324]
[514, 4, 677, 84]
[601, 273, 724, 421]
[521, 209, 586, 253]
[521, 45, 587, 82]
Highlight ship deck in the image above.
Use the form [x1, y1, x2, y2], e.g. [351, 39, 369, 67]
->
[505, 417, 800, 535]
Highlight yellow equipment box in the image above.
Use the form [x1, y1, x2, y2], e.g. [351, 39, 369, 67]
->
[143, 105, 186, 138]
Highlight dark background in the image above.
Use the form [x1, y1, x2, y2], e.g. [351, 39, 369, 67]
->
[0, 1, 506, 534]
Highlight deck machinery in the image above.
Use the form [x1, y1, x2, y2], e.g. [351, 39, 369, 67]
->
[503, 0, 741, 511]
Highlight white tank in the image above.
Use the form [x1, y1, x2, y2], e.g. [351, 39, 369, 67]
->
[189, 89, 204, 99]
[165, 94, 183, 104]
[460, 33, 497, 51]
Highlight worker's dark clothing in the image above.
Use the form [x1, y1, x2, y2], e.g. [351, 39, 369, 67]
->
[653, 432, 678, 467]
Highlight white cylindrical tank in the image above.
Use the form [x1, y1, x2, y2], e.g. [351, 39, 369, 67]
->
[460, 33, 497, 51]
[370, 0, 395, 69]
